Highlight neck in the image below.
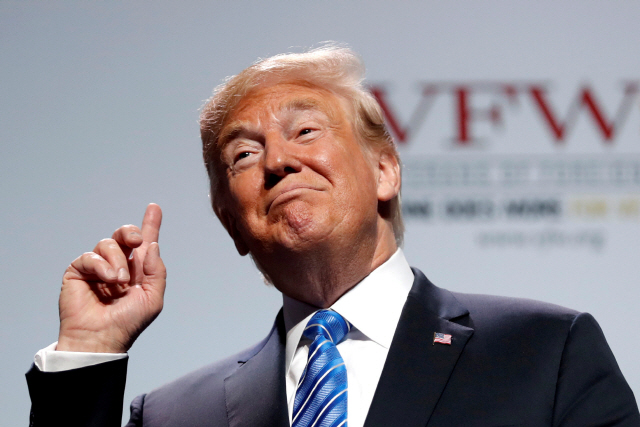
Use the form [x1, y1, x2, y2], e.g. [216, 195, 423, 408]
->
[257, 219, 398, 308]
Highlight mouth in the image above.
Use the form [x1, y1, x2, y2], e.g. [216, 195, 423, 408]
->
[266, 184, 320, 214]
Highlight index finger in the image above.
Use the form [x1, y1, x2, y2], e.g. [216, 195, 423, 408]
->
[141, 203, 162, 243]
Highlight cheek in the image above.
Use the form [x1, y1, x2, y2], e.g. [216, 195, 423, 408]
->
[309, 148, 336, 174]
[312, 144, 359, 180]
[229, 174, 262, 211]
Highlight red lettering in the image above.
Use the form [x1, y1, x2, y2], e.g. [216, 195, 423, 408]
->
[529, 84, 638, 143]
[371, 81, 638, 146]
[369, 86, 409, 143]
[456, 87, 471, 143]
[454, 86, 504, 144]
[369, 85, 439, 144]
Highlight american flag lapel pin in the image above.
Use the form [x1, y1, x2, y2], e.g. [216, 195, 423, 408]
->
[433, 332, 452, 345]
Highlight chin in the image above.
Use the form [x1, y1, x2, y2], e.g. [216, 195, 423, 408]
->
[270, 202, 331, 245]
[255, 201, 358, 254]
[281, 204, 315, 234]
[279, 223, 328, 252]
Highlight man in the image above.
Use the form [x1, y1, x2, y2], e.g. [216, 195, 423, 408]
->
[27, 46, 639, 426]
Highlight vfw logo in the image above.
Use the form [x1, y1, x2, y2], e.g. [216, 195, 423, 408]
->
[369, 82, 639, 145]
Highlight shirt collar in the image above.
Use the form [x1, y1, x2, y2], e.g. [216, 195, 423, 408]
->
[282, 248, 414, 375]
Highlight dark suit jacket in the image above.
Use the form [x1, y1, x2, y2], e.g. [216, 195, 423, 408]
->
[26, 268, 640, 426]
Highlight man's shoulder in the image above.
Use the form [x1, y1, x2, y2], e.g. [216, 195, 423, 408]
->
[411, 268, 587, 343]
[151, 329, 271, 392]
[134, 324, 278, 425]
[412, 267, 581, 325]
[406, 271, 640, 425]
[446, 289, 593, 347]
[451, 290, 580, 320]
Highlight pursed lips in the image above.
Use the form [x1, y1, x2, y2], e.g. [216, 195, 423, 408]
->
[266, 184, 321, 214]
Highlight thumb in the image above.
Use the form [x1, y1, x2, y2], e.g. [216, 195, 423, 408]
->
[142, 242, 166, 295]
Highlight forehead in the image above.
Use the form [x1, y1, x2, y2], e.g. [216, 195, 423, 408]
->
[222, 82, 349, 133]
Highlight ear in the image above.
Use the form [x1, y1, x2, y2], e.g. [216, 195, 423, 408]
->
[215, 203, 250, 256]
[376, 150, 401, 202]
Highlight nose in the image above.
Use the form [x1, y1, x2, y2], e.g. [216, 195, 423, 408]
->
[263, 136, 301, 188]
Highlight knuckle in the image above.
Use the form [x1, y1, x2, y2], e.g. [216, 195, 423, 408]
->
[116, 224, 133, 234]
[121, 224, 140, 234]
[98, 238, 121, 252]
[83, 252, 103, 264]
[99, 237, 116, 246]
[115, 225, 142, 245]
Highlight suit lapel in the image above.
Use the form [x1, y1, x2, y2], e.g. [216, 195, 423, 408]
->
[224, 311, 290, 427]
[364, 269, 474, 427]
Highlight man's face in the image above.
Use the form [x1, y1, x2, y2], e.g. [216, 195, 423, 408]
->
[216, 82, 385, 260]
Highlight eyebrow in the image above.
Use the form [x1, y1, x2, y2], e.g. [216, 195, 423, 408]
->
[218, 123, 247, 150]
[278, 97, 338, 130]
[218, 97, 329, 149]
[280, 98, 323, 114]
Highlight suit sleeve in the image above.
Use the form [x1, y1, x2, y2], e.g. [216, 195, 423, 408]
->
[25, 358, 137, 427]
[552, 312, 640, 426]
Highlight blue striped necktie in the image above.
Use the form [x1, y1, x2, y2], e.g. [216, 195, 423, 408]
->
[292, 309, 351, 427]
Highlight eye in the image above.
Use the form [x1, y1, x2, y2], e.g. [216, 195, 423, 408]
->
[235, 151, 252, 162]
[299, 128, 313, 136]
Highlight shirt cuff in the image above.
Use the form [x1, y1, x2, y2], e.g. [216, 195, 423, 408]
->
[34, 342, 128, 372]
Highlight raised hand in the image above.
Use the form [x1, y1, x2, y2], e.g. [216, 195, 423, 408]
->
[57, 204, 166, 353]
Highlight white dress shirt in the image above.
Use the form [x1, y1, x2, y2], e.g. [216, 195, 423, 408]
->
[34, 341, 126, 371]
[283, 249, 414, 427]
[35, 249, 414, 427]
